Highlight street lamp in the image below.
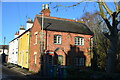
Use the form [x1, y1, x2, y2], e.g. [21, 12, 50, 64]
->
[40, 12, 44, 55]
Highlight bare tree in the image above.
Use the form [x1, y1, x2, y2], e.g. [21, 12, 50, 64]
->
[98, 0, 120, 73]
[80, 12, 109, 71]
[52, 1, 120, 73]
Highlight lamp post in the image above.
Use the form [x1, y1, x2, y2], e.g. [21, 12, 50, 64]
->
[40, 12, 46, 76]
[2, 37, 6, 63]
[40, 12, 44, 55]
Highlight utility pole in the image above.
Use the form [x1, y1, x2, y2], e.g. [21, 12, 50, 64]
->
[40, 12, 44, 56]
[40, 12, 45, 76]
[3, 37, 6, 54]
[2, 37, 6, 63]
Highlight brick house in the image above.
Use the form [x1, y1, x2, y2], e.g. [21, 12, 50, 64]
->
[29, 4, 93, 73]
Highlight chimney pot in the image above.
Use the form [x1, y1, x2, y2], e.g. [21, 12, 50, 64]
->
[28, 18, 31, 21]
[46, 4, 49, 9]
[40, 4, 50, 17]
[42, 4, 45, 10]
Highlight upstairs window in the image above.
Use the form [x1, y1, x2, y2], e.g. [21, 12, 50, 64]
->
[54, 35, 61, 44]
[74, 37, 84, 46]
[34, 32, 38, 45]
[35, 34, 38, 44]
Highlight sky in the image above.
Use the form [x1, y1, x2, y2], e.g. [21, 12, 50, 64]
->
[1, 0, 117, 2]
[1, 2, 115, 45]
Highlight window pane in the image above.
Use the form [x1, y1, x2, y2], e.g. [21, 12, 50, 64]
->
[79, 58, 84, 66]
[58, 55, 63, 65]
[54, 35, 61, 44]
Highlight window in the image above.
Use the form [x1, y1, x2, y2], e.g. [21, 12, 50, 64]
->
[34, 52, 37, 64]
[34, 32, 38, 45]
[75, 57, 84, 66]
[74, 37, 84, 46]
[35, 34, 38, 44]
[79, 58, 84, 66]
[34, 54, 37, 64]
[48, 55, 52, 65]
[54, 35, 61, 44]
[58, 55, 63, 65]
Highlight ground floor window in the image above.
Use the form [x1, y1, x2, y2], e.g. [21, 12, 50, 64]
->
[75, 57, 84, 66]
[34, 52, 37, 64]
[57, 55, 63, 65]
[48, 55, 52, 65]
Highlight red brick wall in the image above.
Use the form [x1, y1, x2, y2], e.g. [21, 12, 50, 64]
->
[44, 30, 92, 66]
[29, 17, 92, 72]
[29, 18, 41, 72]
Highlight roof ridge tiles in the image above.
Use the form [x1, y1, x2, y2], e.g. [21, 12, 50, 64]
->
[36, 15, 84, 23]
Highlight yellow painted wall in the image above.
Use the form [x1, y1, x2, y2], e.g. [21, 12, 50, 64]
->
[18, 31, 30, 68]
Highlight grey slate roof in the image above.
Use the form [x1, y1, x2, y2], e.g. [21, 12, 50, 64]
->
[37, 17, 93, 35]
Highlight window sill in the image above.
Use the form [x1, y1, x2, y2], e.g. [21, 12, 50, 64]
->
[54, 43, 61, 45]
[34, 43, 37, 45]
[74, 44, 84, 46]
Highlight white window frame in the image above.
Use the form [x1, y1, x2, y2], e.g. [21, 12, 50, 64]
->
[35, 34, 38, 44]
[34, 32, 38, 45]
[54, 35, 62, 44]
[74, 37, 84, 46]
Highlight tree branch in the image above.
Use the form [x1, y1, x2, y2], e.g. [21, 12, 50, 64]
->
[103, 18, 112, 31]
[53, 2, 81, 9]
[53, 0, 96, 9]
[116, 20, 119, 27]
[100, 0, 113, 17]
[103, 32, 110, 39]
[98, 1, 106, 19]
[114, 0, 119, 13]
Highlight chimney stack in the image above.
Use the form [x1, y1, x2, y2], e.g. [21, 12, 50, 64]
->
[14, 31, 19, 38]
[27, 18, 31, 22]
[19, 25, 25, 35]
[40, 4, 50, 17]
[26, 18, 33, 30]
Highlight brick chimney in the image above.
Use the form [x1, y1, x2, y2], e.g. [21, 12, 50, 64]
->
[40, 4, 50, 17]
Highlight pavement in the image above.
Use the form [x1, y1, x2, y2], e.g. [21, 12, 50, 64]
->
[2, 63, 50, 79]
[3, 63, 33, 76]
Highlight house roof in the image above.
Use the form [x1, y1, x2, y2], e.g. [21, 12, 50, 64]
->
[0, 45, 9, 49]
[9, 28, 31, 43]
[36, 16, 93, 35]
